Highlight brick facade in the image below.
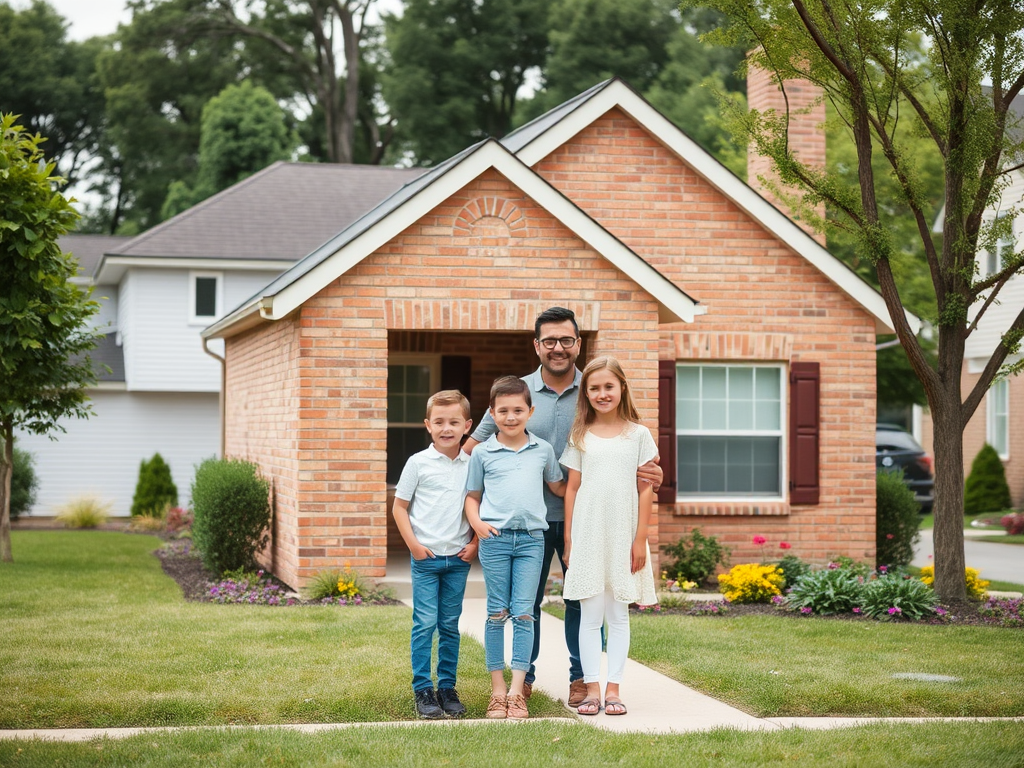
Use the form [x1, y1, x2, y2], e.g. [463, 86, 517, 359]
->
[959, 370, 1024, 509]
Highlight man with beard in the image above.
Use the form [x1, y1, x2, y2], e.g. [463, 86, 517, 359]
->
[463, 307, 662, 707]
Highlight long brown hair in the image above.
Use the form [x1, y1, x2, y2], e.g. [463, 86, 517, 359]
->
[568, 356, 641, 449]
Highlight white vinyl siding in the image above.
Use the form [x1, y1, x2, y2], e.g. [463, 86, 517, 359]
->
[90, 284, 119, 332]
[13, 390, 220, 517]
[676, 364, 785, 499]
[988, 379, 1010, 459]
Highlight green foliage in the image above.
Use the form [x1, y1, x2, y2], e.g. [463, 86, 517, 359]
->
[303, 567, 364, 601]
[785, 567, 864, 615]
[161, 81, 298, 218]
[130, 453, 178, 517]
[876, 469, 921, 568]
[964, 444, 1012, 515]
[660, 528, 730, 585]
[10, 441, 37, 520]
[775, 554, 811, 590]
[55, 496, 111, 528]
[861, 574, 938, 621]
[191, 457, 271, 575]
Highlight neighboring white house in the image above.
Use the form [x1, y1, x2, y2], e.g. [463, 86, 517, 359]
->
[16, 162, 421, 516]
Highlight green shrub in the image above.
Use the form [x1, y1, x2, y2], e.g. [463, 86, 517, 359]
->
[775, 554, 811, 590]
[303, 567, 364, 601]
[191, 457, 271, 574]
[10, 442, 38, 520]
[660, 528, 730, 586]
[964, 444, 1012, 515]
[131, 453, 178, 517]
[56, 496, 111, 528]
[786, 567, 864, 615]
[861, 574, 938, 620]
[876, 469, 921, 568]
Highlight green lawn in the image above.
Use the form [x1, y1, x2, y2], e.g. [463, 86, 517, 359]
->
[2, 721, 1024, 768]
[0, 532, 565, 728]
[976, 534, 1024, 545]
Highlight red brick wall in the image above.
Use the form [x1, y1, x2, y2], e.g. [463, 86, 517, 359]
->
[225, 169, 662, 586]
[533, 108, 878, 568]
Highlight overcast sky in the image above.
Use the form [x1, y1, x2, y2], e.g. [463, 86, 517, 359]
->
[45, 0, 130, 40]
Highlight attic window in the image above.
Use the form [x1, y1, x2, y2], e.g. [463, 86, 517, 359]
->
[190, 272, 222, 324]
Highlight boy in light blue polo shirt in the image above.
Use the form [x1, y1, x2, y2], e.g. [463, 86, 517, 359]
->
[393, 390, 476, 720]
[465, 376, 565, 720]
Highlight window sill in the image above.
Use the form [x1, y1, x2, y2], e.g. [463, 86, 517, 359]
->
[664, 501, 790, 517]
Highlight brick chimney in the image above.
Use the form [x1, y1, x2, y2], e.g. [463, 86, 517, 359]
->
[747, 58, 827, 245]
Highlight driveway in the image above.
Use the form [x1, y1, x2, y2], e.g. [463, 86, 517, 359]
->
[913, 528, 1023, 585]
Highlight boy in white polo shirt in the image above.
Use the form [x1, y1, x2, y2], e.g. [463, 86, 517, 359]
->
[392, 389, 477, 719]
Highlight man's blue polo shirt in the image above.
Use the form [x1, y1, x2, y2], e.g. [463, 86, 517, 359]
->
[470, 366, 581, 522]
[466, 432, 562, 531]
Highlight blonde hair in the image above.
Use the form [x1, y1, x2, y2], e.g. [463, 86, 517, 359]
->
[568, 356, 641, 449]
[425, 389, 471, 420]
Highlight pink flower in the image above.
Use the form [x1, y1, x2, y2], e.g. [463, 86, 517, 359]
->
[886, 534, 894, 540]
[779, 542, 792, 550]
[879, 566, 888, 573]
[888, 606, 902, 616]
[752, 536, 767, 545]
[852, 607, 862, 614]
[800, 607, 813, 615]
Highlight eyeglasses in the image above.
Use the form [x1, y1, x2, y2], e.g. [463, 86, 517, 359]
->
[538, 336, 579, 350]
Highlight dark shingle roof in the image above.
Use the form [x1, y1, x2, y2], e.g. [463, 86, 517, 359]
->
[111, 162, 424, 262]
[500, 80, 614, 154]
[60, 234, 132, 279]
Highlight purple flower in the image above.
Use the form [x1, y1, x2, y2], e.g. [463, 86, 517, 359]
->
[935, 607, 948, 616]
[800, 607, 813, 615]
[827, 562, 839, 570]
[888, 606, 902, 616]
[771, 595, 785, 605]
[852, 607, 862, 614]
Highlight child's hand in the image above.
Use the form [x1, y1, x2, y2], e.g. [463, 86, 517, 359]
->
[471, 519, 499, 540]
[630, 538, 647, 574]
[457, 538, 479, 562]
[411, 544, 435, 561]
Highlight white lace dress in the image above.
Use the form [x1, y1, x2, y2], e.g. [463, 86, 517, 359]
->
[560, 424, 659, 605]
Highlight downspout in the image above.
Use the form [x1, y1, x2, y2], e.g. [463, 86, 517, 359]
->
[202, 337, 226, 458]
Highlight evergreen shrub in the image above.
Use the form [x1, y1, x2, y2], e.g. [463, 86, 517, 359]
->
[660, 528, 730, 586]
[10, 443, 38, 520]
[964, 444, 1012, 515]
[191, 457, 271, 574]
[876, 469, 921, 568]
[131, 453, 178, 517]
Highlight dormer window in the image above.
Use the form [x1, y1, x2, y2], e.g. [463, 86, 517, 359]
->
[190, 271, 223, 324]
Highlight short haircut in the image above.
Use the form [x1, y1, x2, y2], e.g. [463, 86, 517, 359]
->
[489, 375, 531, 408]
[534, 306, 579, 338]
[425, 389, 471, 420]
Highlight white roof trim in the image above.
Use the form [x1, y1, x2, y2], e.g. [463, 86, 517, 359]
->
[95, 256, 294, 285]
[514, 79, 916, 335]
[207, 140, 700, 338]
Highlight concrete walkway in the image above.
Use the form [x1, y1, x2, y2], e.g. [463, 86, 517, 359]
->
[913, 528, 1024, 585]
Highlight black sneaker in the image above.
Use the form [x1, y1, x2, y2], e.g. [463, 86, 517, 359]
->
[415, 688, 444, 719]
[437, 687, 466, 718]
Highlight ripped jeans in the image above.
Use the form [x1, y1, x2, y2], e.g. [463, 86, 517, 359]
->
[477, 529, 545, 672]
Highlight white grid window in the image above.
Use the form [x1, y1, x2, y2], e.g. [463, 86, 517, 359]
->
[387, 355, 440, 484]
[676, 364, 785, 498]
[987, 378, 1009, 459]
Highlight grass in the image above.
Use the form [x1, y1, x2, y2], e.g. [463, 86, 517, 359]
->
[1, 721, 1024, 768]
[0, 532, 565, 729]
[917, 512, 1009, 531]
[976, 534, 1024, 545]
[628, 612, 1024, 718]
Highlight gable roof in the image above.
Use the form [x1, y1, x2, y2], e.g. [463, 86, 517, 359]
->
[92, 162, 423, 283]
[502, 79, 916, 335]
[60, 234, 132, 284]
[203, 139, 702, 340]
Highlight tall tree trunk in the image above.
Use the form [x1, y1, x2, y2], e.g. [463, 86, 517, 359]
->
[1, 423, 13, 562]
[930, 392, 967, 602]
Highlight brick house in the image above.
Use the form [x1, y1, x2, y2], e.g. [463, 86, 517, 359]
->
[203, 79, 911, 588]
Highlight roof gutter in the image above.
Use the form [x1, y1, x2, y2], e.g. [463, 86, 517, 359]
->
[201, 337, 226, 458]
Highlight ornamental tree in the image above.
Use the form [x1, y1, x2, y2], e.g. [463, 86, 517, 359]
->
[0, 115, 101, 562]
[686, 0, 1024, 601]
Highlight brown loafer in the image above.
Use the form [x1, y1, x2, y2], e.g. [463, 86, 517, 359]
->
[506, 693, 529, 720]
[485, 693, 507, 719]
[567, 678, 587, 707]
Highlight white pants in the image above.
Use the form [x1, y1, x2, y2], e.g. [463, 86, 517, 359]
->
[579, 589, 630, 685]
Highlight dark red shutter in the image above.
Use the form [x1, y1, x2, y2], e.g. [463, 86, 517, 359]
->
[657, 360, 677, 503]
[789, 361, 820, 505]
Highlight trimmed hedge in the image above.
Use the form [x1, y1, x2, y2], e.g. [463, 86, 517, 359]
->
[191, 457, 271, 575]
[876, 469, 921, 568]
[130, 453, 178, 517]
[964, 443, 1011, 515]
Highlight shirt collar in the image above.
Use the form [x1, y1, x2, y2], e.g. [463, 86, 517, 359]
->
[529, 366, 582, 393]
[483, 431, 540, 452]
[426, 443, 470, 462]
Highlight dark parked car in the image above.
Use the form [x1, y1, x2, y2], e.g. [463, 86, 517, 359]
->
[875, 423, 934, 513]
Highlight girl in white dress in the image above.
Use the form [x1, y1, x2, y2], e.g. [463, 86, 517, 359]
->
[561, 356, 658, 716]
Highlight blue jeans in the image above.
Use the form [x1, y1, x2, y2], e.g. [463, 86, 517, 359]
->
[477, 529, 544, 672]
[526, 521, 583, 685]
[410, 554, 471, 693]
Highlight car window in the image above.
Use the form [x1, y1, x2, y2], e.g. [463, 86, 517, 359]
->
[875, 428, 923, 453]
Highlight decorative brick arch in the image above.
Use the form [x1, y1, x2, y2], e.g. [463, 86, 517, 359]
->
[452, 196, 528, 237]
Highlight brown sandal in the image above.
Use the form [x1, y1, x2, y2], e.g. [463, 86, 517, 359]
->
[576, 697, 602, 716]
[604, 696, 627, 715]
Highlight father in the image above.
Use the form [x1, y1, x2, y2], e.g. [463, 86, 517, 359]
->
[462, 306, 662, 706]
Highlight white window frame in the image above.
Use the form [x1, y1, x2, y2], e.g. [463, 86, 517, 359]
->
[675, 363, 787, 502]
[189, 271, 223, 325]
[987, 378, 1010, 459]
[387, 354, 442, 485]
[982, 214, 1014, 278]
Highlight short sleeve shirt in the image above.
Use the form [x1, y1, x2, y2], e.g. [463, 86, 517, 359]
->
[465, 432, 562, 531]
[394, 445, 472, 556]
[470, 366, 581, 522]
